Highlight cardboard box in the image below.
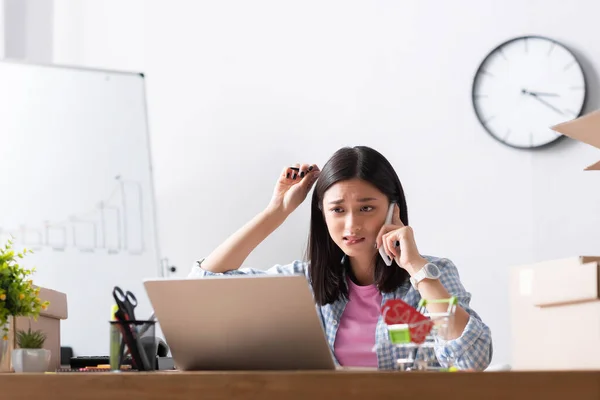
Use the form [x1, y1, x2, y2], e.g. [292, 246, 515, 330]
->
[15, 287, 68, 371]
[530, 256, 600, 307]
[510, 257, 600, 370]
[552, 110, 600, 170]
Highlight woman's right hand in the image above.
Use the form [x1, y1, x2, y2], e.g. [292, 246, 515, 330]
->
[268, 163, 320, 215]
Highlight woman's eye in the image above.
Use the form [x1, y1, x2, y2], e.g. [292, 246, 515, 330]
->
[361, 206, 374, 212]
[331, 207, 343, 213]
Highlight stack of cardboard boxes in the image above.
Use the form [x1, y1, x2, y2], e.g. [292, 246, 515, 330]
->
[510, 111, 600, 370]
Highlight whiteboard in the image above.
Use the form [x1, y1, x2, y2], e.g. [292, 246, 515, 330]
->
[0, 61, 162, 356]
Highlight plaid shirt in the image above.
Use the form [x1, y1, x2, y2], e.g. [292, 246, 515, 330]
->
[188, 255, 492, 370]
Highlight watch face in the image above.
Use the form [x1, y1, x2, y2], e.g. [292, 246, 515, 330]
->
[425, 263, 441, 279]
[472, 36, 587, 149]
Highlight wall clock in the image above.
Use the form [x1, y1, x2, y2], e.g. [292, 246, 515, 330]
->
[472, 36, 587, 149]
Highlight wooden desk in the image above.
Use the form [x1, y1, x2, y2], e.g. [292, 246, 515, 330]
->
[1, 370, 598, 400]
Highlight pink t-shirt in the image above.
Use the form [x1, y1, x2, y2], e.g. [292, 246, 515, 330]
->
[333, 277, 382, 367]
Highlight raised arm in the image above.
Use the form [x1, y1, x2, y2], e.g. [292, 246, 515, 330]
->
[200, 163, 320, 273]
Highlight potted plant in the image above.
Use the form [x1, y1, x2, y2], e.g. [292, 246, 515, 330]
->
[12, 326, 50, 372]
[0, 237, 49, 371]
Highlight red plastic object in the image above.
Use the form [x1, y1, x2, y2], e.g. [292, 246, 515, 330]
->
[381, 299, 433, 344]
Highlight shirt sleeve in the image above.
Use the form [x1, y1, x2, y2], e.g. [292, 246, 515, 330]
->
[187, 259, 308, 278]
[430, 258, 493, 371]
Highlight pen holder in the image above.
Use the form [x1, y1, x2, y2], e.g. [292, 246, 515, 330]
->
[109, 320, 157, 372]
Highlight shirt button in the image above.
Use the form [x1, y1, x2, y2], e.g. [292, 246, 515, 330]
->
[332, 320, 337, 326]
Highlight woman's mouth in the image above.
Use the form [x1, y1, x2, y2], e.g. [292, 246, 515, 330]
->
[344, 236, 365, 245]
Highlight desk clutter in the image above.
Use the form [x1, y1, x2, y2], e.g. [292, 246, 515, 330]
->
[110, 286, 161, 371]
[54, 285, 172, 373]
[0, 286, 67, 373]
[55, 285, 171, 374]
[2, 283, 171, 373]
[63, 355, 175, 372]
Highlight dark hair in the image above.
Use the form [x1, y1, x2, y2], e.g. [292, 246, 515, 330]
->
[305, 146, 410, 306]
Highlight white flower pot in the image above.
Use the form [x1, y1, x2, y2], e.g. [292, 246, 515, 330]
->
[11, 349, 51, 373]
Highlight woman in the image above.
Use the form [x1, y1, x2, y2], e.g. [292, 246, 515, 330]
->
[190, 146, 492, 370]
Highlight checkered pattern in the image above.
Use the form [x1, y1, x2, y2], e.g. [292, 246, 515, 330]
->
[188, 256, 493, 370]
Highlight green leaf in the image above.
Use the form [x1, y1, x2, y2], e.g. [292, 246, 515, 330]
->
[0, 238, 47, 320]
[16, 326, 46, 349]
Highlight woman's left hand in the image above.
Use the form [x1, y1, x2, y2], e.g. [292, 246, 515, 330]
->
[375, 204, 427, 274]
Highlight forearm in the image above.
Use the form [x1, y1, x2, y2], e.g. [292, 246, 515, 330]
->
[434, 312, 493, 371]
[201, 206, 288, 273]
[404, 257, 492, 370]
[407, 258, 469, 340]
[415, 277, 491, 369]
[413, 279, 470, 340]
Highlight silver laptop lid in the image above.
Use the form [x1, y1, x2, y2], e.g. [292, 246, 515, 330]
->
[144, 274, 335, 370]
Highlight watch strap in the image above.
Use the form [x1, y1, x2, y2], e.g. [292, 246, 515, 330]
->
[410, 262, 440, 289]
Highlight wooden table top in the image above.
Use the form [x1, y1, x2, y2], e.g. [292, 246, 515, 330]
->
[1, 370, 599, 400]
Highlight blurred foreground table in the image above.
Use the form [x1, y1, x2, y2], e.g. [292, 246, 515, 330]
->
[1, 370, 599, 400]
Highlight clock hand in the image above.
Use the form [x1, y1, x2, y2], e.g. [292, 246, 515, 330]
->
[522, 90, 564, 115]
[528, 91, 560, 97]
[521, 89, 560, 97]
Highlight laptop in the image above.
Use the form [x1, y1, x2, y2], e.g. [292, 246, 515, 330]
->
[143, 274, 336, 371]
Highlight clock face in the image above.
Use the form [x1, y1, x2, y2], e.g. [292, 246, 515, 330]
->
[472, 36, 587, 149]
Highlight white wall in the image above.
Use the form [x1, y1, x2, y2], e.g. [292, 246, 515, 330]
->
[53, 0, 145, 72]
[12, 0, 600, 366]
[2, 0, 53, 62]
[0, 0, 4, 57]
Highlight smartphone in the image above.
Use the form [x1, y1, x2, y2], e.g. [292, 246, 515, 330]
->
[379, 202, 396, 266]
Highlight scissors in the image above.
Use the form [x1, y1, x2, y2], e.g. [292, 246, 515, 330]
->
[112, 286, 138, 321]
[112, 286, 151, 370]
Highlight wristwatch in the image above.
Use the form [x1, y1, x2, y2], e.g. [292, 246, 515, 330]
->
[409, 262, 442, 289]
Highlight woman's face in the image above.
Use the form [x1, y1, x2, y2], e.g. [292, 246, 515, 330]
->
[321, 178, 390, 258]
